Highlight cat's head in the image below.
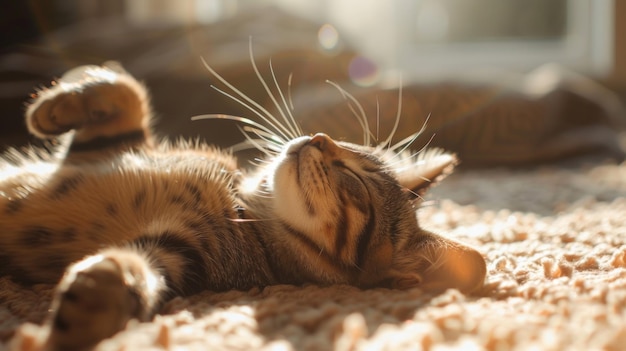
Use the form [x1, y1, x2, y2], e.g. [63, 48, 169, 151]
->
[263, 133, 485, 293]
[199, 52, 486, 294]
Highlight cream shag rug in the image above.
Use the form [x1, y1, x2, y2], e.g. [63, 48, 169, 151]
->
[2, 160, 626, 350]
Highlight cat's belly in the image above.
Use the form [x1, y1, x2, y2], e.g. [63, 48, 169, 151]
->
[0, 160, 242, 285]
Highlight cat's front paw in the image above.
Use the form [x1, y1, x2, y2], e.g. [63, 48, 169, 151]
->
[45, 251, 162, 350]
[26, 64, 149, 141]
[27, 90, 87, 137]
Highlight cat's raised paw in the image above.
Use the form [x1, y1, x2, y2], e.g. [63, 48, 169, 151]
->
[26, 65, 149, 142]
[28, 90, 90, 137]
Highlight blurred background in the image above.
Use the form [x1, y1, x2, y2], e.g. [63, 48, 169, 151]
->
[1, 0, 625, 167]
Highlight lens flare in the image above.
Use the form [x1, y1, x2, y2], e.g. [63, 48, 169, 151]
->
[318, 23, 339, 51]
[348, 56, 379, 87]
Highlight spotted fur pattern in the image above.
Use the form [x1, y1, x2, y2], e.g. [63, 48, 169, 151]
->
[0, 63, 486, 350]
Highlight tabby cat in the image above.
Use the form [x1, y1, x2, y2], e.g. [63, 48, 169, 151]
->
[0, 62, 486, 350]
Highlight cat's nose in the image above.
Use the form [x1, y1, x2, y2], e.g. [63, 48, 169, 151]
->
[309, 133, 336, 152]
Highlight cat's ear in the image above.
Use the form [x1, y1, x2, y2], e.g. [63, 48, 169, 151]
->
[393, 149, 457, 199]
[102, 61, 128, 75]
[390, 236, 486, 293]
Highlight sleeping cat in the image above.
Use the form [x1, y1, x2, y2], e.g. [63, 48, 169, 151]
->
[0, 62, 485, 350]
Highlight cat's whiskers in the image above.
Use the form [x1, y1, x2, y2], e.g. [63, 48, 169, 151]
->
[197, 39, 310, 159]
[244, 185, 275, 199]
[287, 73, 295, 112]
[352, 263, 364, 272]
[317, 247, 325, 261]
[383, 143, 439, 180]
[239, 126, 284, 155]
[378, 82, 404, 151]
[191, 114, 283, 157]
[381, 119, 434, 167]
[199, 58, 292, 143]
[375, 97, 381, 144]
[325, 81, 374, 146]
[253, 192, 274, 199]
[377, 169, 425, 198]
[227, 217, 276, 222]
[419, 199, 440, 208]
[250, 157, 273, 165]
[390, 113, 431, 152]
[247, 47, 297, 140]
[407, 189, 425, 203]
[373, 99, 422, 159]
[268, 59, 303, 138]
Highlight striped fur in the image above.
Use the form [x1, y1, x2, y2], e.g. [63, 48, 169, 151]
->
[0, 63, 485, 350]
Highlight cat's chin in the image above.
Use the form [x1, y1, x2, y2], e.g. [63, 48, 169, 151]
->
[271, 148, 317, 231]
[271, 135, 342, 234]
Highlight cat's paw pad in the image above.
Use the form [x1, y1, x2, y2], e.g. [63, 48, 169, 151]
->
[46, 253, 158, 350]
[27, 90, 89, 137]
[26, 65, 147, 139]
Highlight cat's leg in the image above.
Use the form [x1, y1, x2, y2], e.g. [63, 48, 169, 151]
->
[45, 248, 165, 351]
[44, 229, 218, 350]
[25, 64, 153, 159]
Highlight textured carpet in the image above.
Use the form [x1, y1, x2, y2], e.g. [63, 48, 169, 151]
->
[3, 160, 626, 350]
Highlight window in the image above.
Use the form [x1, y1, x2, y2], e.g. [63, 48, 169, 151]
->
[272, 0, 614, 81]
